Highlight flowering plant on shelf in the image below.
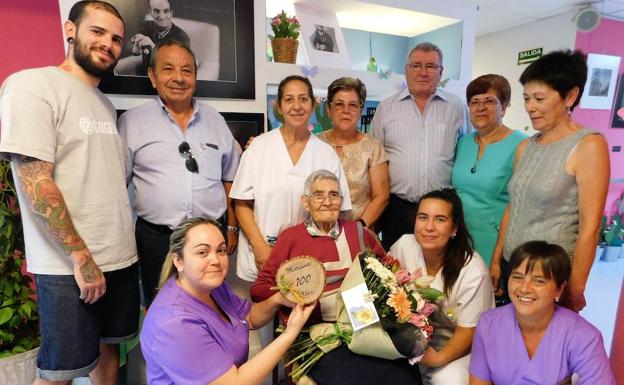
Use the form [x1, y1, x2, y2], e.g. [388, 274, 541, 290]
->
[278, 250, 444, 383]
[270, 10, 301, 40]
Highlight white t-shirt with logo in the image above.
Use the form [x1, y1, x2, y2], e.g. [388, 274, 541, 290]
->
[0, 66, 137, 274]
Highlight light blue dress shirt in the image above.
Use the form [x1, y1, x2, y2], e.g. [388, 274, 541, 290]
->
[118, 98, 241, 228]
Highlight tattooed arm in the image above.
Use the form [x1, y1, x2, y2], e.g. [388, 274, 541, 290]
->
[13, 155, 106, 304]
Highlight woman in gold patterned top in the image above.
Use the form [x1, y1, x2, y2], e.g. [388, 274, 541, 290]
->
[318, 77, 390, 229]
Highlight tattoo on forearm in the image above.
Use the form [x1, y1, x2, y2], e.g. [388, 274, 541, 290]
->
[80, 258, 102, 282]
[14, 155, 87, 254]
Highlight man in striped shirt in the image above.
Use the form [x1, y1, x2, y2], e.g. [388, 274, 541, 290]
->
[372, 42, 468, 249]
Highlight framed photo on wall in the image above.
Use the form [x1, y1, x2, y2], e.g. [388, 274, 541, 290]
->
[580, 53, 620, 110]
[58, 0, 255, 99]
[220, 112, 264, 149]
[294, 5, 351, 69]
[611, 74, 624, 129]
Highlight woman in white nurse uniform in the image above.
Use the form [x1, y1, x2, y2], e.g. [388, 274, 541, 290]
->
[230, 75, 351, 283]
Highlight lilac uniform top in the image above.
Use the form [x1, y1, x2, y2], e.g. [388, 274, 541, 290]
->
[140, 278, 251, 385]
[469, 304, 616, 385]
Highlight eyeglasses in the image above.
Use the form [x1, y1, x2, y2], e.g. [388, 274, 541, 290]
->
[468, 98, 499, 108]
[178, 141, 199, 173]
[330, 100, 362, 112]
[406, 63, 441, 73]
[309, 191, 342, 203]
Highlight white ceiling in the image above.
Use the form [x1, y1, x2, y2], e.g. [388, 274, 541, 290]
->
[267, 0, 462, 36]
[472, 0, 624, 36]
[267, 0, 624, 37]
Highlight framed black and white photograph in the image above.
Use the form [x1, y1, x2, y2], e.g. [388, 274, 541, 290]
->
[580, 53, 620, 110]
[294, 4, 350, 69]
[611, 74, 624, 129]
[310, 25, 338, 53]
[59, 0, 255, 99]
[220, 112, 264, 149]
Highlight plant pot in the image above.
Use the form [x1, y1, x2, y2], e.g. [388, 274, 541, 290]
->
[602, 246, 621, 262]
[0, 347, 38, 385]
[595, 244, 605, 262]
[271, 38, 298, 64]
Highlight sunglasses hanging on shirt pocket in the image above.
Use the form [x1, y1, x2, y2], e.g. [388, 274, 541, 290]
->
[178, 141, 199, 173]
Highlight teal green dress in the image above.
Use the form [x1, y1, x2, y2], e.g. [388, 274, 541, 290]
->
[451, 130, 526, 266]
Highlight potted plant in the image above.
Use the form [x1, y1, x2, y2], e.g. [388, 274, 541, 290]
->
[0, 160, 39, 383]
[269, 10, 300, 63]
[601, 214, 624, 262]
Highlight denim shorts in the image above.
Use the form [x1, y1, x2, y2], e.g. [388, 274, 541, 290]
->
[35, 263, 140, 381]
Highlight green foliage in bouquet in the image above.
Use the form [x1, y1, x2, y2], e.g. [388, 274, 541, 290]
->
[0, 160, 39, 358]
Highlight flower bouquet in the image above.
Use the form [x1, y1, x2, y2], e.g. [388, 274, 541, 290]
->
[278, 250, 443, 383]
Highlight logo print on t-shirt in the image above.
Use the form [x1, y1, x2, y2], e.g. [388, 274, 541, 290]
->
[79, 117, 115, 135]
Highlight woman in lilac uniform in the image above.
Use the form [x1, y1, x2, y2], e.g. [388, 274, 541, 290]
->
[469, 241, 616, 385]
[140, 217, 314, 385]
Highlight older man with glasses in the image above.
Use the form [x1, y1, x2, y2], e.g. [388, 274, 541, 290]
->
[371, 42, 469, 250]
[118, 40, 240, 307]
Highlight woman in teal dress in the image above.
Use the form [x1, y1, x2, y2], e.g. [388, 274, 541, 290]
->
[451, 74, 526, 266]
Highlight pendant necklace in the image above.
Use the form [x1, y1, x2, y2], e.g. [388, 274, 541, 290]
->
[470, 134, 481, 174]
[470, 128, 504, 174]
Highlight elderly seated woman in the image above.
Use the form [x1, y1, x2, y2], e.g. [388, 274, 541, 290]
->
[251, 169, 422, 385]
[140, 217, 315, 385]
[469, 241, 617, 385]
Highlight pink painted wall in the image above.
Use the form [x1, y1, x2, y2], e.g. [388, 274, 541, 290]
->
[574, 18, 624, 216]
[1, 0, 63, 283]
[0, 0, 64, 84]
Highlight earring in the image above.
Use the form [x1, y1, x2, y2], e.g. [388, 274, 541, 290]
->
[451, 233, 456, 239]
[67, 37, 75, 44]
[555, 296, 560, 303]
[566, 106, 571, 114]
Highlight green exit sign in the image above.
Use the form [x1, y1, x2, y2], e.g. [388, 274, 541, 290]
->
[518, 48, 543, 65]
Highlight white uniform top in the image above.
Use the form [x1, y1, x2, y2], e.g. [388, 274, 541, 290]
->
[230, 128, 351, 282]
[390, 234, 494, 385]
[390, 234, 494, 328]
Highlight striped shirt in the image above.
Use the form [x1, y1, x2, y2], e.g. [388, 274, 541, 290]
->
[371, 88, 469, 202]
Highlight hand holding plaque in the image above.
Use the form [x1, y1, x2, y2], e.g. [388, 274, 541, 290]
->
[273, 256, 326, 304]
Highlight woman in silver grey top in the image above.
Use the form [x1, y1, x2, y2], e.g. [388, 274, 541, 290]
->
[489, 50, 610, 313]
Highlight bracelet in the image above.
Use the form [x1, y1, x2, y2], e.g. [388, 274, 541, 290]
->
[227, 225, 239, 234]
[357, 218, 367, 228]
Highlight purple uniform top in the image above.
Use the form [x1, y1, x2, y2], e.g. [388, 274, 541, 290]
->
[140, 278, 251, 385]
[469, 304, 616, 385]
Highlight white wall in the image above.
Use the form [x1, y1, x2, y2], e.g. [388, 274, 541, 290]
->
[111, 0, 476, 122]
[473, 11, 577, 134]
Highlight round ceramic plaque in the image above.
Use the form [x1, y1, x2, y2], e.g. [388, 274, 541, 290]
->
[275, 256, 326, 304]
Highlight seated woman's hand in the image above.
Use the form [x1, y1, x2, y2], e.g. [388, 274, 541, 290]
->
[253, 242, 273, 271]
[284, 302, 316, 337]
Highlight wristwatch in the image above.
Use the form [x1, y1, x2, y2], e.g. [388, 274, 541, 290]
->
[227, 225, 239, 234]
